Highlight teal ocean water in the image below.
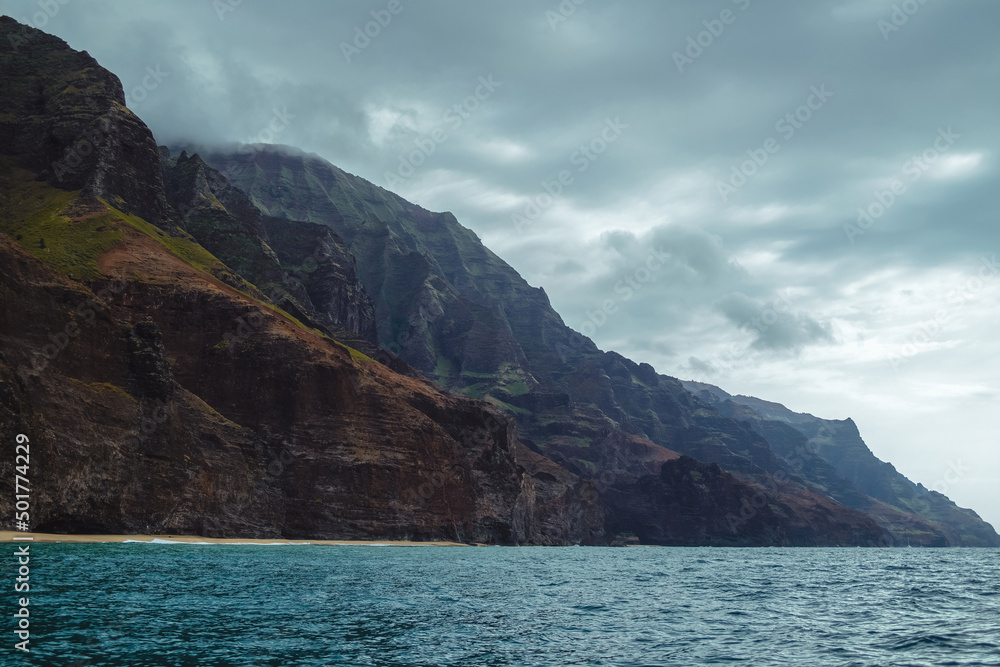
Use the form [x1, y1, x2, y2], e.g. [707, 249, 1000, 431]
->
[15, 544, 1000, 666]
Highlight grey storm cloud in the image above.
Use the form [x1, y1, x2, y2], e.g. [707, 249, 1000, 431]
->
[595, 225, 743, 292]
[714, 292, 834, 353]
[650, 226, 746, 287]
[4, 0, 1000, 529]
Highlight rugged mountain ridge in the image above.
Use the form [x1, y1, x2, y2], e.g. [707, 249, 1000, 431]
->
[683, 381, 999, 546]
[159, 148, 378, 347]
[2, 17, 990, 545]
[0, 17, 602, 544]
[196, 147, 906, 546]
[0, 16, 168, 225]
[162, 143, 889, 545]
[199, 144, 996, 546]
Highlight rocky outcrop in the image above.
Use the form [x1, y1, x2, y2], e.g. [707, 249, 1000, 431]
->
[0, 16, 169, 225]
[261, 215, 378, 346]
[0, 219, 601, 542]
[203, 145, 898, 546]
[159, 149, 378, 345]
[604, 455, 886, 546]
[3, 17, 986, 546]
[191, 143, 539, 378]
[0, 18, 602, 544]
[683, 380, 1000, 546]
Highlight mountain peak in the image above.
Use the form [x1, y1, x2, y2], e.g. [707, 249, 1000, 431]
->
[3, 20, 994, 546]
[0, 17, 167, 224]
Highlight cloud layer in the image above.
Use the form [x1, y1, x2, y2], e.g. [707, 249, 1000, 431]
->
[7, 0, 998, 527]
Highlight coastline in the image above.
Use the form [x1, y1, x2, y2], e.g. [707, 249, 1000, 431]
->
[0, 531, 470, 546]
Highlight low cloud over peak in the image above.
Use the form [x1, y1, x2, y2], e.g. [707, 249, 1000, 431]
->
[15, 0, 999, 529]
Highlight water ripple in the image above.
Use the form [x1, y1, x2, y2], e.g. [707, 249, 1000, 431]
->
[23, 545, 1000, 666]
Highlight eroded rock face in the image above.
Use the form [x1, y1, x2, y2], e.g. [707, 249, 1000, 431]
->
[203, 145, 899, 547]
[262, 215, 378, 346]
[2, 17, 979, 547]
[159, 149, 378, 346]
[684, 381, 1000, 546]
[0, 235, 284, 536]
[0, 16, 169, 225]
[604, 456, 886, 547]
[0, 230, 601, 542]
[0, 17, 603, 544]
[190, 144, 538, 379]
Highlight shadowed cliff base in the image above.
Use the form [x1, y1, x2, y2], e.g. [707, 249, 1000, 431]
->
[1, 16, 995, 546]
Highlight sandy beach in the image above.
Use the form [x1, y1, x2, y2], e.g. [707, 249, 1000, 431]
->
[0, 531, 469, 546]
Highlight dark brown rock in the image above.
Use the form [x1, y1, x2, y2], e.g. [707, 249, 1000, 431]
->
[0, 16, 169, 225]
[0, 228, 601, 542]
[604, 456, 887, 546]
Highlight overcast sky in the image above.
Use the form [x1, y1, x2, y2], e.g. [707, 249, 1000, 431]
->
[6, 0, 998, 529]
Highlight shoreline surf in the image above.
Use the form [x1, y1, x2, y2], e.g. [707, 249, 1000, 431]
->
[0, 531, 470, 546]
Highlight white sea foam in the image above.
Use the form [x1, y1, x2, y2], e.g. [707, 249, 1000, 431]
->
[117, 538, 421, 546]
[122, 538, 212, 544]
[121, 538, 315, 545]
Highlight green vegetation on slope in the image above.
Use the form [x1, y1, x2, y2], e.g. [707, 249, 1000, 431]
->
[107, 201, 370, 361]
[0, 159, 122, 279]
[0, 157, 370, 363]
